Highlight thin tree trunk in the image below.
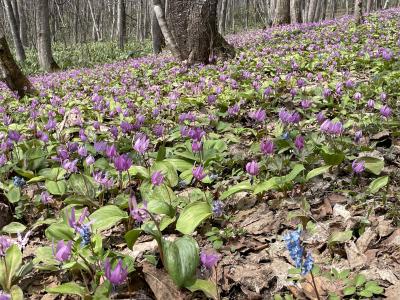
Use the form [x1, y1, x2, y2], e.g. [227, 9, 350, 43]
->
[36, 0, 59, 72]
[354, 0, 363, 23]
[74, 0, 80, 44]
[151, 0, 165, 53]
[3, 0, 25, 62]
[367, 0, 373, 13]
[219, 0, 228, 34]
[0, 35, 35, 97]
[117, 0, 126, 49]
[87, 0, 100, 41]
[290, 0, 302, 23]
[16, 0, 28, 47]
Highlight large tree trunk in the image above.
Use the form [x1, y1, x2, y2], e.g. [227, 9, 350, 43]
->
[3, 0, 25, 62]
[36, 0, 59, 72]
[0, 36, 35, 97]
[366, 0, 373, 13]
[354, 0, 363, 24]
[307, 0, 318, 22]
[151, 0, 165, 54]
[273, 0, 290, 25]
[157, 0, 235, 64]
[117, 0, 126, 49]
[290, 0, 302, 24]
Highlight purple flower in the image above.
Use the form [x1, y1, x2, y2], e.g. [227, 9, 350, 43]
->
[320, 120, 343, 136]
[246, 160, 259, 176]
[41, 191, 54, 204]
[153, 124, 165, 137]
[354, 131, 363, 143]
[260, 139, 275, 155]
[249, 109, 266, 123]
[192, 165, 207, 181]
[53, 240, 72, 262]
[0, 236, 13, 257]
[200, 251, 220, 270]
[104, 258, 128, 286]
[113, 154, 132, 172]
[133, 135, 150, 154]
[62, 159, 78, 173]
[367, 99, 375, 109]
[77, 146, 87, 157]
[79, 129, 87, 142]
[94, 141, 107, 153]
[354, 92, 362, 101]
[151, 171, 164, 186]
[323, 88, 332, 98]
[0, 291, 10, 300]
[67, 207, 89, 231]
[300, 100, 312, 109]
[105, 144, 118, 158]
[227, 103, 240, 116]
[85, 155, 95, 165]
[192, 141, 203, 153]
[8, 130, 21, 142]
[93, 171, 114, 189]
[128, 195, 148, 223]
[294, 135, 305, 150]
[352, 160, 365, 174]
[380, 105, 392, 118]
[188, 127, 205, 142]
[316, 111, 326, 124]
[380, 92, 387, 101]
[0, 154, 7, 166]
[212, 201, 224, 217]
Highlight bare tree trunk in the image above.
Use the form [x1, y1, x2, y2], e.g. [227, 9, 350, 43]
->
[151, 0, 165, 53]
[117, 0, 126, 49]
[87, 0, 101, 41]
[367, 0, 373, 13]
[3, 0, 25, 62]
[218, 0, 228, 34]
[16, 0, 28, 47]
[163, 0, 235, 64]
[273, 0, 290, 25]
[290, 0, 302, 23]
[0, 35, 35, 97]
[307, 0, 318, 22]
[245, 0, 249, 29]
[354, 0, 363, 23]
[74, 0, 80, 44]
[36, 0, 59, 72]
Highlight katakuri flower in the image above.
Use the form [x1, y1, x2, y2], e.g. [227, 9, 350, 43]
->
[104, 258, 128, 286]
[352, 160, 365, 174]
[192, 165, 207, 181]
[200, 251, 221, 270]
[133, 135, 150, 154]
[246, 160, 259, 176]
[53, 240, 72, 262]
[151, 171, 164, 186]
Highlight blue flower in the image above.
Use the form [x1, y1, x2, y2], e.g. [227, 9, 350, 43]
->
[78, 224, 91, 247]
[13, 176, 25, 188]
[212, 201, 224, 217]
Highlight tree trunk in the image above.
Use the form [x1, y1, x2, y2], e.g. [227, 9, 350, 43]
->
[151, 0, 165, 53]
[16, 0, 28, 47]
[36, 0, 59, 72]
[366, 0, 373, 13]
[290, 0, 302, 23]
[354, 0, 363, 23]
[0, 36, 35, 97]
[273, 0, 290, 25]
[307, 0, 318, 22]
[161, 0, 235, 64]
[117, 0, 126, 49]
[3, 0, 25, 62]
[219, 0, 228, 34]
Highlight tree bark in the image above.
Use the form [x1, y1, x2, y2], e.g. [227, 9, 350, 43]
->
[36, 0, 59, 72]
[307, 0, 318, 22]
[366, 0, 373, 13]
[3, 0, 25, 62]
[0, 35, 35, 97]
[273, 0, 290, 25]
[16, 0, 28, 47]
[117, 0, 126, 49]
[290, 0, 302, 23]
[162, 0, 235, 64]
[219, 0, 228, 34]
[354, 0, 363, 24]
[151, 0, 165, 54]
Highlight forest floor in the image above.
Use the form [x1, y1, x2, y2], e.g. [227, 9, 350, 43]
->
[1, 8, 400, 300]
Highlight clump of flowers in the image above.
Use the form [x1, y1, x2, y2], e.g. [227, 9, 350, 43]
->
[284, 229, 313, 275]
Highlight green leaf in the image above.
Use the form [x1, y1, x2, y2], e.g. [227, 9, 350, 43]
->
[367, 176, 388, 194]
[93, 281, 111, 299]
[328, 230, 353, 244]
[147, 200, 175, 217]
[33, 246, 59, 267]
[358, 289, 373, 298]
[306, 165, 331, 181]
[151, 161, 179, 187]
[90, 205, 128, 232]
[186, 279, 218, 300]
[159, 215, 176, 231]
[68, 174, 96, 198]
[45, 223, 75, 241]
[165, 158, 193, 172]
[1, 222, 26, 234]
[283, 164, 305, 182]
[6, 186, 20, 203]
[0, 245, 22, 290]
[46, 282, 88, 298]
[45, 180, 67, 196]
[321, 148, 345, 165]
[355, 274, 366, 287]
[365, 281, 384, 294]
[10, 285, 24, 300]
[156, 145, 166, 161]
[125, 229, 142, 250]
[343, 286, 356, 296]
[220, 180, 253, 200]
[176, 201, 212, 235]
[162, 236, 199, 287]
[360, 157, 384, 175]
[254, 177, 278, 194]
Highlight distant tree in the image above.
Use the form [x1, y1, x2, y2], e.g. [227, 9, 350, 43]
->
[290, 0, 302, 24]
[307, 0, 318, 22]
[354, 0, 364, 24]
[153, 0, 235, 64]
[0, 35, 35, 97]
[273, 0, 290, 25]
[36, 0, 59, 72]
[2, 0, 25, 62]
[117, 0, 126, 49]
[151, 0, 165, 54]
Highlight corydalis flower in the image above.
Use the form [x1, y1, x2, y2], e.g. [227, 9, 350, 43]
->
[134, 135, 150, 154]
[246, 160, 259, 176]
[284, 229, 313, 275]
[200, 251, 220, 270]
[151, 171, 164, 186]
[104, 258, 128, 286]
[53, 240, 72, 262]
[192, 165, 207, 181]
[212, 200, 224, 217]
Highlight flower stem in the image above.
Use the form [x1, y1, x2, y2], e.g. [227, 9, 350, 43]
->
[310, 270, 321, 300]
